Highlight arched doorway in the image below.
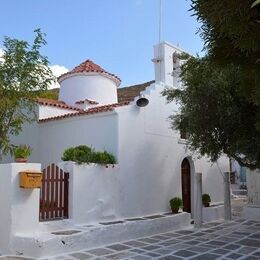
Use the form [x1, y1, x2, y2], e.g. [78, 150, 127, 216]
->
[181, 158, 191, 213]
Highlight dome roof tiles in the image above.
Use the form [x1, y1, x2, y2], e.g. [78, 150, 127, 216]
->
[58, 59, 121, 84]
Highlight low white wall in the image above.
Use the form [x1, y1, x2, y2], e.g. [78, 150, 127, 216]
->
[0, 164, 12, 253]
[0, 163, 41, 255]
[243, 169, 260, 220]
[59, 162, 120, 224]
[13, 213, 191, 258]
[203, 205, 224, 222]
[247, 168, 260, 206]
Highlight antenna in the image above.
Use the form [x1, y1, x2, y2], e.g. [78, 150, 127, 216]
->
[159, 0, 163, 43]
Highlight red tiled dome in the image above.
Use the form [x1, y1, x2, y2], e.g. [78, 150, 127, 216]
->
[58, 59, 121, 84]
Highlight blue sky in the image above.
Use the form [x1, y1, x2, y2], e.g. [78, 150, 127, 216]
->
[0, 0, 203, 87]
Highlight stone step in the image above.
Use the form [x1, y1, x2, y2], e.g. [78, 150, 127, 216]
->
[12, 212, 191, 258]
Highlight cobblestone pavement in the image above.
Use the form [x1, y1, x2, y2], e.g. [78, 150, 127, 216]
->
[42, 219, 260, 260]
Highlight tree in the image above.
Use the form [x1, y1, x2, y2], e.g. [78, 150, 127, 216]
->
[163, 1, 260, 169]
[190, 0, 260, 109]
[0, 29, 54, 158]
[163, 57, 259, 169]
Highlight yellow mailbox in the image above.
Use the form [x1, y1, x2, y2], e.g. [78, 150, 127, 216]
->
[20, 171, 43, 189]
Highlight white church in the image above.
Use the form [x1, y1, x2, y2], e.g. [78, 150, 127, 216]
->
[6, 41, 229, 223]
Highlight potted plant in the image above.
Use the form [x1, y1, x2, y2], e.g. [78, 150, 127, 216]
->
[169, 197, 183, 213]
[14, 145, 32, 163]
[202, 193, 211, 207]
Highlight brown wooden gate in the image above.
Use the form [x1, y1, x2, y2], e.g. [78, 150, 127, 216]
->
[40, 164, 69, 221]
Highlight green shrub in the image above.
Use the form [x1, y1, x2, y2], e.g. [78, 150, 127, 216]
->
[61, 147, 75, 161]
[73, 145, 93, 164]
[61, 145, 116, 165]
[202, 193, 211, 203]
[93, 150, 116, 164]
[169, 197, 183, 209]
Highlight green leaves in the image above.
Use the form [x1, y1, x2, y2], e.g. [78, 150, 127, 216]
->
[0, 30, 55, 158]
[252, 0, 260, 8]
[173, 0, 260, 169]
[163, 56, 260, 169]
[61, 145, 117, 165]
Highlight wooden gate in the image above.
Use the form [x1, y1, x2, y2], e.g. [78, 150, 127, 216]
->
[39, 164, 69, 221]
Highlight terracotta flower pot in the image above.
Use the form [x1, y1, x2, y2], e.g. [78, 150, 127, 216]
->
[15, 158, 28, 163]
[171, 208, 179, 214]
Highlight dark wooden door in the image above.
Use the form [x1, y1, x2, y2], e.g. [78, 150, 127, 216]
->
[181, 158, 191, 213]
[40, 164, 69, 221]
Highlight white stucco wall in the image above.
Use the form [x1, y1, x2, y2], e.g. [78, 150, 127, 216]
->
[59, 162, 120, 224]
[59, 74, 118, 106]
[38, 105, 77, 120]
[116, 82, 228, 219]
[0, 163, 41, 255]
[243, 169, 260, 220]
[247, 169, 260, 206]
[38, 112, 119, 168]
[0, 164, 12, 253]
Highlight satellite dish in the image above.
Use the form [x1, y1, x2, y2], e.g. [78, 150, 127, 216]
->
[136, 95, 149, 107]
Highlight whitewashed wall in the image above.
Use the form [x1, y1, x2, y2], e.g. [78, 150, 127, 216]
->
[59, 162, 120, 224]
[0, 163, 41, 254]
[116, 82, 228, 219]
[243, 169, 260, 220]
[38, 113, 118, 168]
[247, 169, 260, 206]
[1, 113, 118, 169]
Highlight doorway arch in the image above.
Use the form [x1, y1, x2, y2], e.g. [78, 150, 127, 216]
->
[181, 158, 191, 213]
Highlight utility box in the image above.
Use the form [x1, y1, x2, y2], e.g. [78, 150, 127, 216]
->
[20, 171, 43, 189]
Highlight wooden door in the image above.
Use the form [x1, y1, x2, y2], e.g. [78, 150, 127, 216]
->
[181, 158, 191, 213]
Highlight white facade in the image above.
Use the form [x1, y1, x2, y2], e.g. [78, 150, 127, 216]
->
[1, 41, 229, 225]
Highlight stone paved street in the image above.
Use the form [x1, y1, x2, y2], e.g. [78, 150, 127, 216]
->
[43, 219, 260, 260]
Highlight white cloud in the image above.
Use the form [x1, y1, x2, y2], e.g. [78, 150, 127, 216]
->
[49, 65, 69, 89]
[0, 48, 4, 63]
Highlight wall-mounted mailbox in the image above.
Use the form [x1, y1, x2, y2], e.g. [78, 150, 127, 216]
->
[20, 171, 43, 189]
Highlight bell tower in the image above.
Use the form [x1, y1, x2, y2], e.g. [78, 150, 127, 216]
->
[152, 0, 184, 88]
[153, 41, 184, 88]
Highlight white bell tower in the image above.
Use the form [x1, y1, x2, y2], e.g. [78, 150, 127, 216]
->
[153, 41, 184, 87]
[152, 0, 185, 88]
